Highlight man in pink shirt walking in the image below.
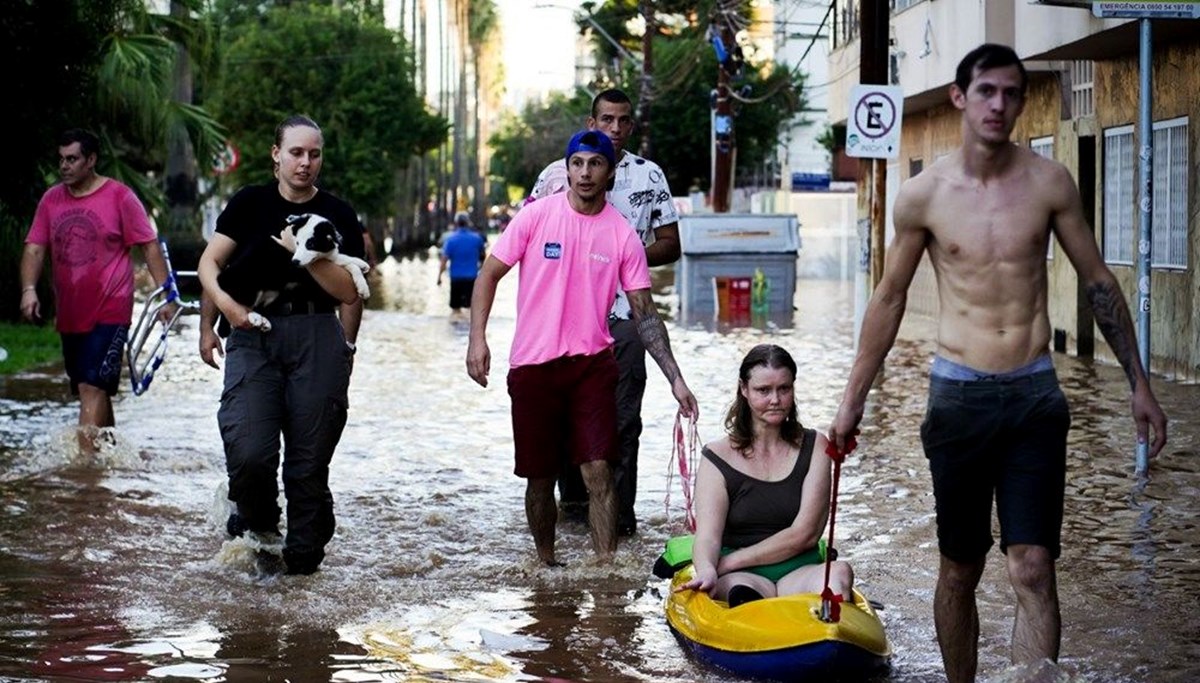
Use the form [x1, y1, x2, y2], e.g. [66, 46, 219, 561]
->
[467, 130, 698, 565]
[19, 128, 172, 453]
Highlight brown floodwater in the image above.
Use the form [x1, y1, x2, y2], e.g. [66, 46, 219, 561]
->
[0, 249, 1196, 683]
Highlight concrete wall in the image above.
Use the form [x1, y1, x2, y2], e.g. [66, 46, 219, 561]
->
[1012, 3, 1133, 57]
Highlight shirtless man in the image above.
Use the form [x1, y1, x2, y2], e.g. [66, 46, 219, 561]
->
[828, 43, 1167, 682]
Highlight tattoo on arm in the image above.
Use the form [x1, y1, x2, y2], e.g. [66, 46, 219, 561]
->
[1086, 281, 1140, 390]
[629, 292, 682, 384]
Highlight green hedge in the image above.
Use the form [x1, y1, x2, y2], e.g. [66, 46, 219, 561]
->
[0, 321, 60, 376]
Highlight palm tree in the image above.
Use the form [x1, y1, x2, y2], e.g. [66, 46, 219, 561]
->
[98, 0, 226, 237]
[468, 0, 501, 222]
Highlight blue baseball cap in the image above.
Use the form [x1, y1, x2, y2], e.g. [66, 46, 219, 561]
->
[565, 130, 616, 168]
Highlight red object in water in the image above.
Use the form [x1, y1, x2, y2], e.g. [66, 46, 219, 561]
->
[714, 276, 753, 324]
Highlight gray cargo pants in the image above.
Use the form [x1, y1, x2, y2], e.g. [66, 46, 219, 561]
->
[218, 313, 350, 572]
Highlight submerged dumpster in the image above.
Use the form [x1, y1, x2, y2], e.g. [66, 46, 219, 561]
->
[675, 213, 800, 325]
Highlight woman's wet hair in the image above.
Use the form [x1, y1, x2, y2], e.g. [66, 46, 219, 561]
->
[275, 114, 322, 147]
[724, 343, 803, 452]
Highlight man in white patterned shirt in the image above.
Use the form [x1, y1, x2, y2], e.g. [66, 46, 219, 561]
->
[526, 89, 681, 536]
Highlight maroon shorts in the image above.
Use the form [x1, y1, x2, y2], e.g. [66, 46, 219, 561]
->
[507, 350, 618, 479]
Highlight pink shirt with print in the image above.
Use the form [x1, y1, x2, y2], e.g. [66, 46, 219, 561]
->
[491, 192, 651, 368]
[25, 179, 157, 333]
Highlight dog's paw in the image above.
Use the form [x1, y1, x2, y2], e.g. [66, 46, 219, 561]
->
[272, 229, 297, 254]
[247, 312, 273, 332]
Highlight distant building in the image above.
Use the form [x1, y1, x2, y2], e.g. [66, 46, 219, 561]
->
[771, 0, 834, 190]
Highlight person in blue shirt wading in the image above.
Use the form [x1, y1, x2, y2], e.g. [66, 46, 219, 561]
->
[437, 211, 487, 314]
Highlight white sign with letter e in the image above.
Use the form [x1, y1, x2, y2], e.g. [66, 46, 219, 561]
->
[846, 85, 904, 159]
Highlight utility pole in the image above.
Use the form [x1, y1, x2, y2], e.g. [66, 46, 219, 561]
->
[710, 10, 739, 213]
[850, 0, 891, 345]
[637, 0, 655, 159]
[859, 0, 889, 289]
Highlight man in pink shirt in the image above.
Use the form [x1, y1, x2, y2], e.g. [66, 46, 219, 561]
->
[19, 128, 172, 453]
[467, 130, 699, 565]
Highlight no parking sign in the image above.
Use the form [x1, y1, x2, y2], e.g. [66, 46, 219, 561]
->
[846, 85, 904, 159]
[212, 141, 241, 175]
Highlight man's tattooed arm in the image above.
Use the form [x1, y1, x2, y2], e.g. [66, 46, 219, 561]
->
[1086, 279, 1143, 391]
[627, 288, 682, 384]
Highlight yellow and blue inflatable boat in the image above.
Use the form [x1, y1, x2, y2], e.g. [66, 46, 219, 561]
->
[658, 539, 891, 681]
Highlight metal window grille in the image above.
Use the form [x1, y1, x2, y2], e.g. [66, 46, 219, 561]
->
[1102, 126, 1134, 264]
[1030, 136, 1055, 259]
[1071, 61, 1094, 119]
[834, 0, 859, 48]
[1152, 117, 1189, 269]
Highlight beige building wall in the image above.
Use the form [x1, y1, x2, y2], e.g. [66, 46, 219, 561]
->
[889, 44, 1199, 379]
[891, 0, 1012, 102]
[1093, 42, 1200, 380]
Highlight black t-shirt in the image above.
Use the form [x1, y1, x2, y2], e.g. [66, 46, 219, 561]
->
[215, 183, 365, 308]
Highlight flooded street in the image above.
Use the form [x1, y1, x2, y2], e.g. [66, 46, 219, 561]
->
[1, 249, 1197, 683]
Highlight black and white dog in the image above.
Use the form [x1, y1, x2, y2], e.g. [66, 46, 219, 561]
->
[216, 213, 370, 333]
[285, 213, 371, 301]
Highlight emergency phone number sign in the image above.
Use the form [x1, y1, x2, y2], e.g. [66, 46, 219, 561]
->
[1093, 1, 1200, 18]
[846, 85, 904, 159]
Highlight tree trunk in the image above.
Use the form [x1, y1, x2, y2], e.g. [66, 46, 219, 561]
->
[164, 0, 198, 240]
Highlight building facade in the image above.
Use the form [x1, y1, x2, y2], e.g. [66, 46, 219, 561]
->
[828, 0, 1199, 380]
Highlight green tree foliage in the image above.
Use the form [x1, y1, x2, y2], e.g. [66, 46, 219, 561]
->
[0, 0, 226, 320]
[487, 0, 804, 196]
[606, 3, 804, 193]
[2, 0, 117, 216]
[2, 0, 224, 220]
[209, 3, 447, 219]
[487, 90, 593, 200]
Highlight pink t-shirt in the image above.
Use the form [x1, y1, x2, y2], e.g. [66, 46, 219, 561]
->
[25, 179, 157, 333]
[491, 193, 651, 368]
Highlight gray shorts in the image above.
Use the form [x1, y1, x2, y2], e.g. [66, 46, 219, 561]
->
[920, 367, 1071, 561]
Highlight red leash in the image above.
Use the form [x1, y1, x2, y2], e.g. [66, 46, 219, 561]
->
[667, 411, 700, 533]
[820, 434, 856, 623]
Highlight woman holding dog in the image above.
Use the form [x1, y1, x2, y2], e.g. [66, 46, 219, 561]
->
[197, 114, 366, 576]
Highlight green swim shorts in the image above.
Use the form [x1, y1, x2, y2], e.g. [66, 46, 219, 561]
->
[653, 534, 826, 582]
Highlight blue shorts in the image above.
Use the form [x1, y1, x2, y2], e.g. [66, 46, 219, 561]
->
[920, 367, 1070, 562]
[61, 324, 129, 396]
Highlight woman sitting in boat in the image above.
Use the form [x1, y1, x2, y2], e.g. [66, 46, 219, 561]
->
[677, 343, 854, 607]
